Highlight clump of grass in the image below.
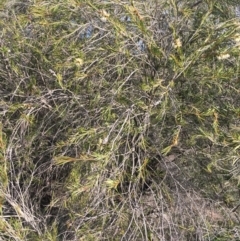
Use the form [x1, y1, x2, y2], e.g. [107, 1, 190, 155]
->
[0, 0, 240, 240]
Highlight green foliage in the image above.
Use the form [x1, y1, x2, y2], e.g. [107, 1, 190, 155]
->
[0, 0, 240, 240]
